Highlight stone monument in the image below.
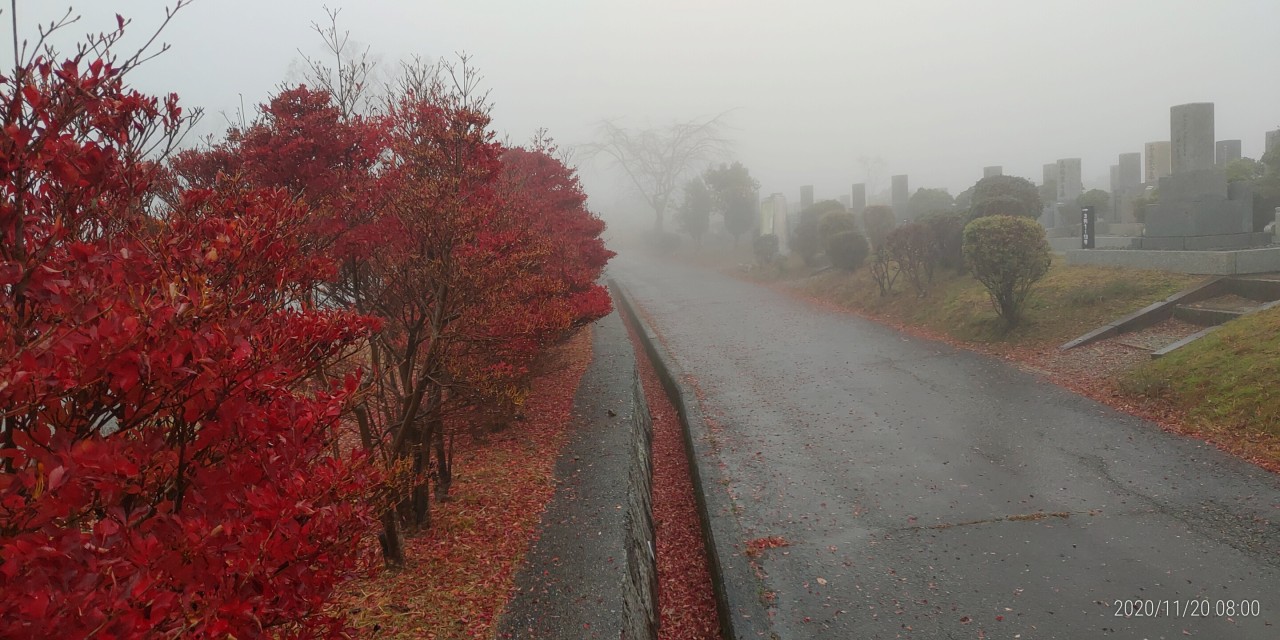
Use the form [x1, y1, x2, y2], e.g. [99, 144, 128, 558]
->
[1144, 141, 1171, 185]
[891, 175, 909, 221]
[799, 185, 814, 211]
[1215, 140, 1242, 166]
[1266, 130, 1280, 156]
[760, 193, 791, 255]
[1171, 103, 1215, 174]
[1055, 158, 1083, 227]
[1139, 103, 1263, 250]
[1112, 152, 1144, 227]
[850, 183, 867, 216]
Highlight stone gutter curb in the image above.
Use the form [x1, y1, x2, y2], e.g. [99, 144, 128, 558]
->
[610, 278, 776, 640]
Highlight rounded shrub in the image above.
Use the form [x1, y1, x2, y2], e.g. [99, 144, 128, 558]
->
[962, 215, 1051, 330]
[922, 212, 967, 271]
[969, 175, 1041, 219]
[753, 233, 780, 265]
[862, 205, 896, 250]
[969, 195, 1034, 220]
[826, 230, 870, 271]
[818, 211, 858, 239]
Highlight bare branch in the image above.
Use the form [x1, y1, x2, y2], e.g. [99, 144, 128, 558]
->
[580, 114, 731, 231]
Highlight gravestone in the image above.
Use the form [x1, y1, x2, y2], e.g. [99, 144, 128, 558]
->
[1040, 163, 1058, 226]
[1144, 141, 1171, 185]
[1215, 140, 1242, 166]
[800, 185, 814, 211]
[1115, 152, 1143, 224]
[850, 183, 867, 216]
[891, 175, 909, 221]
[983, 166, 1002, 178]
[760, 193, 791, 255]
[1055, 158, 1083, 228]
[1171, 103, 1214, 174]
[1109, 165, 1120, 220]
[1267, 130, 1280, 156]
[1139, 103, 1262, 250]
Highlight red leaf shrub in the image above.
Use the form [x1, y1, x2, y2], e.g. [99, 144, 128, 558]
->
[1, 38, 380, 638]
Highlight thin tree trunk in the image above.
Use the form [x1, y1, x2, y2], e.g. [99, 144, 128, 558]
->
[379, 509, 406, 569]
[433, 418, 451, 500]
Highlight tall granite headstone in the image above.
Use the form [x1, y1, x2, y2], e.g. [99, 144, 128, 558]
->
[1266, 130, 1280, 156]
[850, 183, 867, 216]
[1055, 158, 1083, 227]
[891, 175, 909, 221]
[760, 193, 791, 255]
[1171, 103, 1215, 174]
[1116, 152, 1143, 224]
[1215, 140, 1242, 166]
[799, 185, 814, 211]
[1144, 141, 1171, 185]
[1141, 103, 1260, 250]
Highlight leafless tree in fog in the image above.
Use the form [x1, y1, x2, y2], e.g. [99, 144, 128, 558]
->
[299, 5, 376, 118]
[858, 155, 887, 199]
[583, 115, 729, 233]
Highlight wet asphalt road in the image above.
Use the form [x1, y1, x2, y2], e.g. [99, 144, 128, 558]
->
[613, 255, 1280, 640]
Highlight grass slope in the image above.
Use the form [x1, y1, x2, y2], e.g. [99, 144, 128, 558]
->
[1122, 305, 1280, 443]
[797, 259, 1199, 347]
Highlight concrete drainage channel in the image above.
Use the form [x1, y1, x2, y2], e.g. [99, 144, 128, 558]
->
[610, 279, 776, 640]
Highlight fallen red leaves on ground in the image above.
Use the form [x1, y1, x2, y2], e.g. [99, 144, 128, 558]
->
[744, 536, 792, 559]
[625, 317, 720, 640]
[333, 328, 594, 639]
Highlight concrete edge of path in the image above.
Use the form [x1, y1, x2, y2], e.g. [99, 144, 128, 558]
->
[610, 278, 776, 640]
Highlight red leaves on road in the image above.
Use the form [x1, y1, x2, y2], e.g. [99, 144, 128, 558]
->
[745, 535, 792, 559]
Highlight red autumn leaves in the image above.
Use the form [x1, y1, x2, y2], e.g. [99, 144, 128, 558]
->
[0, 25, 610, 640]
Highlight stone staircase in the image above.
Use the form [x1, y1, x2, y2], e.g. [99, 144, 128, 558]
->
[1061, 273, 1280, 358]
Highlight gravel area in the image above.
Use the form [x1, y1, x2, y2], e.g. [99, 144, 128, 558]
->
[1182, 294, 1262, 312]
[1042, 318, 1202, 379]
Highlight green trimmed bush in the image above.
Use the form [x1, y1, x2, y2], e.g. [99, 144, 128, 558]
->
[826, 230, 870, 271]
[753, 233, 780, 265]
[963, 215, 1051, 330]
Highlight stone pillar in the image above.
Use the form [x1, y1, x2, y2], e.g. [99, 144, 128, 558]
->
[1109, 165, 1120, 222]
[1144, 141, 1171, 185]
[799, 185, 814, 211]
[1215, 140, 1242, 166]
[891, 175, 909, 221]
[1266, 130, 1280, 157]
[1171, 103, 1215, 174]
[1117, 152, 1143, 224]
[1056, 158, 1083, 228]
[983, 166, 1002, 178]
[850, 183, 867, 216]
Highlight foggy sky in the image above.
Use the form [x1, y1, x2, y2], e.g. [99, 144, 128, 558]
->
[10, 0, 1280, 215]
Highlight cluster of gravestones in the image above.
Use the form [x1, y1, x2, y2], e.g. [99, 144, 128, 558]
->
[760, 104, 1280, 255]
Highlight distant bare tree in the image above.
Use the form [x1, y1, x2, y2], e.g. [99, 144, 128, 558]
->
[298, 5, 376, 118]
[858, 155, 887, 199]
[584, 115, 729, 232]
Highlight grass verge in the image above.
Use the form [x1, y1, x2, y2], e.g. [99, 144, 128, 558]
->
[792, 259, 1198, 349]
[1119, 305, 1280, 467]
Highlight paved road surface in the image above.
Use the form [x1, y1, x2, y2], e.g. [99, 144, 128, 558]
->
[615, 255, 1280, 640]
